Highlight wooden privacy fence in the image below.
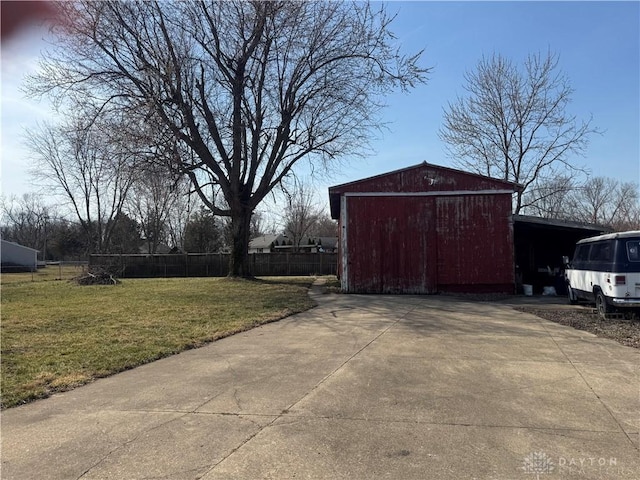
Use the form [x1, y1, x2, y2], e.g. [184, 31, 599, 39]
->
[89, 253, 338, 278]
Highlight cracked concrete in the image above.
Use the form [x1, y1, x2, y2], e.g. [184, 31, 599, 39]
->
[2, 283, 638, 479]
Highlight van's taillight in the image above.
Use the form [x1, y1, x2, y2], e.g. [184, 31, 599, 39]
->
[615, 275, 626, 286]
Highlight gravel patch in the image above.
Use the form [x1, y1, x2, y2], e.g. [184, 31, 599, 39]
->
[516, 306, 640, 349]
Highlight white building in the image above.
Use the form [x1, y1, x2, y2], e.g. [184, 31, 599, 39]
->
[1, 240, 39, 271]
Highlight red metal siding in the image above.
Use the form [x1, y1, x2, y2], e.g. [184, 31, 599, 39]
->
[435, 195, 514, 293]
[345, 196, 437, 294]
[342, 193, 514, 294]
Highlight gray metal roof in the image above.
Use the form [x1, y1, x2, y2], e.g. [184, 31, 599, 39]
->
[513, 214, 611, 233]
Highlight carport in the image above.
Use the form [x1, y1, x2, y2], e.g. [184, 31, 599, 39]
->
[513, 214, 611, 294]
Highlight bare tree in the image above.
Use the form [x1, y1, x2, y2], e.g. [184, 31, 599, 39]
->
[183, 207, 224, 253]
[26, 115, 136, 254]
[280, 183, 323, 252]
[310, 214, 338, 238]
[1, 194, 57, 259]
[126, 167, 191, 253]
[525, 174, 640, 231]
[28, 1, 427, 276]
[570, 177, 640, 230]
[611, 183, 640, 231]
[520, 174, 576, 219]
[165, 192, 197, 252]
[248, 211, 269, 239]
[440, 51, 598, 213]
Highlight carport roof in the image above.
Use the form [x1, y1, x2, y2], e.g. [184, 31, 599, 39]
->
[513, 214, 612, 234]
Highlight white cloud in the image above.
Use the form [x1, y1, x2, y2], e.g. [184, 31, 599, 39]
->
[1, 24, 55, 198]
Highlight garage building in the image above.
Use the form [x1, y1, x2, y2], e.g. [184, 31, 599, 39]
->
[329, 163, 521, 294]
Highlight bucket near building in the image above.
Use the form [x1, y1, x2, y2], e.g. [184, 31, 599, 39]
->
[523, 284, 533, 296]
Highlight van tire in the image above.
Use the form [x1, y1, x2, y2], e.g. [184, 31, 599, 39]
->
[595, 291, 612, 319]
[567, 285, 578, 305]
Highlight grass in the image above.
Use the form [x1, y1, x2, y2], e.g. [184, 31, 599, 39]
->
[1, 274, 316, 409]
[1, 264, 88, 284]
[323, 276, 342, 293]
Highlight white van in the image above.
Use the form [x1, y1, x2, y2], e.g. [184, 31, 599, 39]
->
[565, 231, 640, 318]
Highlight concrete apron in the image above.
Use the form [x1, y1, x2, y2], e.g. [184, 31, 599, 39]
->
[2, 287, 639, 480]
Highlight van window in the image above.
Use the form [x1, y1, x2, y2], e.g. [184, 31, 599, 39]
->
[627, 240, 640, 262]
[589, 241, 613, 262]
[574, 244, 590, 262]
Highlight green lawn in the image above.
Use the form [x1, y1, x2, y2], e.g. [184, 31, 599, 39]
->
[1, 275, 316, 409]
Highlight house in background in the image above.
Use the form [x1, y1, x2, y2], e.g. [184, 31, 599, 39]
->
[329, 162, 521, 294]
[1, 240, 39, 272]
[249, 234, 287, 253]
[273, 237, 339, 253]
[250, 234, 339, 254]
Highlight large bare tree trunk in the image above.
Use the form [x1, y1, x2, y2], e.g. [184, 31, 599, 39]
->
[228, 204, 253, 277]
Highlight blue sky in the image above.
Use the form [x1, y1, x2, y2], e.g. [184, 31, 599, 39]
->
[1, 1, 639, 208]
[337, 1, 640, 190]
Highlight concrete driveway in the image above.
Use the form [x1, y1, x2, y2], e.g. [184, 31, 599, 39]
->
[2, 286, 639, 479]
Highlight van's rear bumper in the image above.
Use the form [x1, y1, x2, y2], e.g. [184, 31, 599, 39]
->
[611, 297, 640, 308]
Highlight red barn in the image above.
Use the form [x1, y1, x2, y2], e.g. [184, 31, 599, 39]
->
[328, 162, 521, 294]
